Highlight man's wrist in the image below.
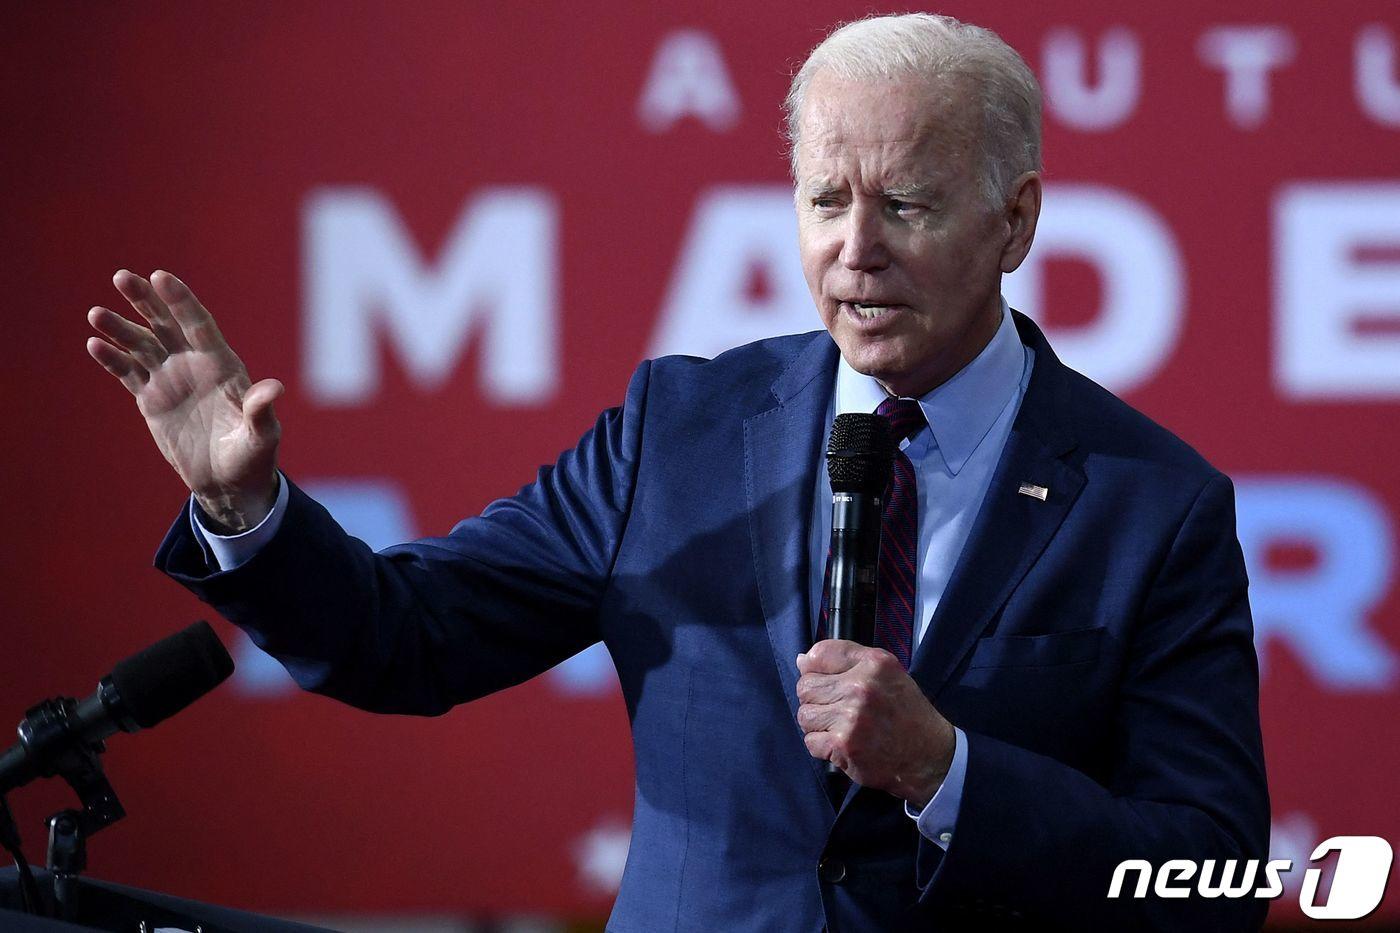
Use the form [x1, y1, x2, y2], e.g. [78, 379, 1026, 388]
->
[904, 726, 967, 849]
[901, 760, 949, 810]
[900, 718, 957, 808]
[193, 473, 279, 534]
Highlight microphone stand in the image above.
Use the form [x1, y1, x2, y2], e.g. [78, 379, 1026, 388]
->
[0, 794, 41, 914]
[14, 697, 127, 920]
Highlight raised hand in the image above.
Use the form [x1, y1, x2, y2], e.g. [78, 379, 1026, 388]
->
[87, 270, 285, 533]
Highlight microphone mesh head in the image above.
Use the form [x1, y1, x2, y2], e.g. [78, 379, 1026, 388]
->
[109, 621, 235, 730]
[827, 413, 895, 493]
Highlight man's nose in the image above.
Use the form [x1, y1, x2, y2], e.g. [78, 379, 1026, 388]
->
[838, 202, 891, 271]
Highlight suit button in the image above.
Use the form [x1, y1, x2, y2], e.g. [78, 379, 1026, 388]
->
[817, 856, 848, 883]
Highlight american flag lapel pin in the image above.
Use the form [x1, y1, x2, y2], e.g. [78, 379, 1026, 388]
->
[1017, 482, 1049, 501]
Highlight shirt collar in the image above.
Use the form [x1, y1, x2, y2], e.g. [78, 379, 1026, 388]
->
[834, 297, 1025, 475]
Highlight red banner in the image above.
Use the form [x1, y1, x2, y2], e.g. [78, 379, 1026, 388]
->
[3, 0, 1398, 924]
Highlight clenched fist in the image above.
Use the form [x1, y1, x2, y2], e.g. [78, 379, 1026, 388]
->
[796, 639, 956, 807]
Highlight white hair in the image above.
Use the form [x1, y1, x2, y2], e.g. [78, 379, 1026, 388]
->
[783, 13, 1043, 207]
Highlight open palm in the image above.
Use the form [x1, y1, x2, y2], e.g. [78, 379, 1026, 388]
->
[87, 270, 284, 531]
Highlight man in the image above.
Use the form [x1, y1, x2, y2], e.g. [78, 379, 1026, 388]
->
[86, 13, 1268, 931]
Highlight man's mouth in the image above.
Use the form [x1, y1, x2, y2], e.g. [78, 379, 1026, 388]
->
[842, 301, 901, 321]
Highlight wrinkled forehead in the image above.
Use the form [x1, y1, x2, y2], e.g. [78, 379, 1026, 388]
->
[794, 71, 982, 184]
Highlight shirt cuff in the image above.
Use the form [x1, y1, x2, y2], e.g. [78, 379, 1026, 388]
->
[904, 726, 967, 850]
[189, 471, 290, 571]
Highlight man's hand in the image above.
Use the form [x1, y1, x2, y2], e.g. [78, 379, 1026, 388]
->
[86, 270, 283, 533]
[796, 639, 956, 808]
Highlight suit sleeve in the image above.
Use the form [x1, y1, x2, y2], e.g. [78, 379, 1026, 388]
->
[154, 361, 652, 716]
[916, 473, 1270, 932]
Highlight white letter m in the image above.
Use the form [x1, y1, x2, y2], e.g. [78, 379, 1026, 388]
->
[304, 187, 558, 406]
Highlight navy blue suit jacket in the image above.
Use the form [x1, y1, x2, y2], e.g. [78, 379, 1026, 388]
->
[158, 313, 1269, 931]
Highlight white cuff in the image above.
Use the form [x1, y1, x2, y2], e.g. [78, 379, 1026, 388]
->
[903, 725, 967, 850]
[189, 471, 290, 571]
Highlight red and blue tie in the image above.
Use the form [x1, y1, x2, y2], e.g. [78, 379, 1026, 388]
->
[872, 397, 926, 670]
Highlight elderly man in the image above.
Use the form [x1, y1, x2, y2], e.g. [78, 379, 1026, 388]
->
[87, 12, 1268, 932]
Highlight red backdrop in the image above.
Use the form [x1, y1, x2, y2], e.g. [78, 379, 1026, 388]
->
[3, 0, 1398, 925]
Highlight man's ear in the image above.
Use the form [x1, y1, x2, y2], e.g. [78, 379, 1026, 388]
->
[999, 171, 1042, 274]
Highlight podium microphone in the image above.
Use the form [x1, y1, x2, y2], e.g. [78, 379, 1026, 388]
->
[0, 620, 234, 793]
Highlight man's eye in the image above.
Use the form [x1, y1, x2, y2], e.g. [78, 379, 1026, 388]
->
[890, 200, 920, 214]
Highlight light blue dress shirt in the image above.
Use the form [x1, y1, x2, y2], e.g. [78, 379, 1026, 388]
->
[192, 471, 290, 571]
[196, 299, 1033, 852]
[807, 298, 1034, 849]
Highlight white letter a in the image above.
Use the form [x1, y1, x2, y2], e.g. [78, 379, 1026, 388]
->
[638, 30, 741, 132]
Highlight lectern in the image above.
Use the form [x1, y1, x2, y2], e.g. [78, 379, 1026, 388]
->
[0, 868, 332, 933]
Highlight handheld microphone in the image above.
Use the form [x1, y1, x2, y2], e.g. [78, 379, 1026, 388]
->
[824, 413, 895, 646]
[0, 621, 234, 793]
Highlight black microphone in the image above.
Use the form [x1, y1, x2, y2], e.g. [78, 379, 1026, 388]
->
[824, 413, 895, 646]
[0, 621, 234, 793]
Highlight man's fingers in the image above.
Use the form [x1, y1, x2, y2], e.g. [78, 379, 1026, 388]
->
[796, 670, 844, 704]
[797, 639, 869, 675]
[803, 730, 832, 759]
[150, 270, 227, 353]
[242, 378, 284, 440]
[113, 269, 188, 353]
[88, 306, 167, 370]
[802, 729, 848, 769]
[86, 336, 148, 395]
[797, 700, 844, 733]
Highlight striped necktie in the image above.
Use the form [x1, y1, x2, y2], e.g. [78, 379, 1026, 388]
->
[872, 397, 926, 670]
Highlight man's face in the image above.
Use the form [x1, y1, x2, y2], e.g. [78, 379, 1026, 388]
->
[795, 71, 1010, 398]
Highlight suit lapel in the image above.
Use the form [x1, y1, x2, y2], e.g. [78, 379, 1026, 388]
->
[909, 313, 1086, 700]
[744, 334, 839, 791]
